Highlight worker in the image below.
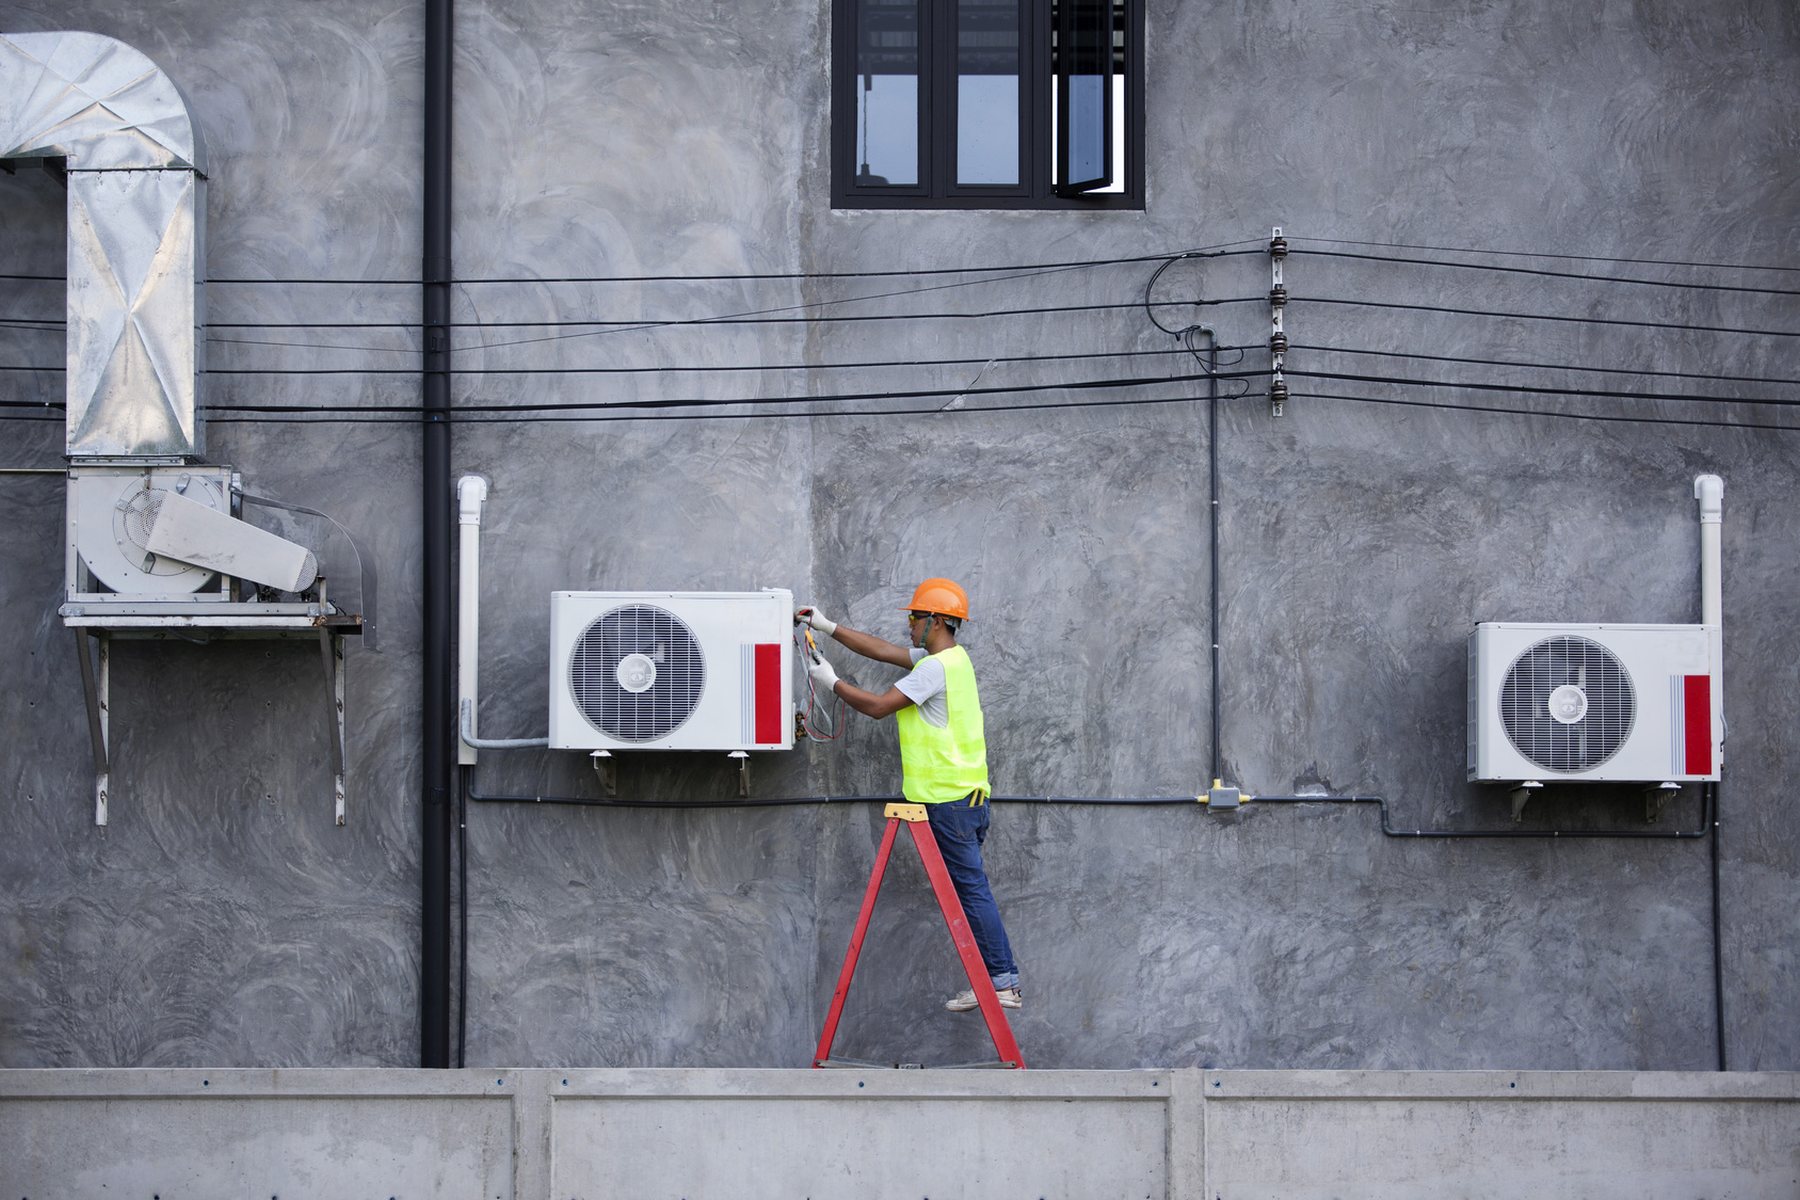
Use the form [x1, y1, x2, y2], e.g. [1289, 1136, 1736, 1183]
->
[797, 578, 1021, 1012]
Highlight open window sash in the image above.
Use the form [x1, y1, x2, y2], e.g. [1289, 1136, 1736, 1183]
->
[1053, 0, 1113, 194]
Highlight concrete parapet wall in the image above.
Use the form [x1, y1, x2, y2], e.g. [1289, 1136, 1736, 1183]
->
[1, 1068, 1794, 1198]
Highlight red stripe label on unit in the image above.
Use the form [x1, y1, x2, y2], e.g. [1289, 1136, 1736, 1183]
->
[753, 643, 781, 744]
[1682, 675, 1712, 775]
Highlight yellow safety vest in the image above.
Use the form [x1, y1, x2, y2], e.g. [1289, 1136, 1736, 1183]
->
[895, 644, 991, 805]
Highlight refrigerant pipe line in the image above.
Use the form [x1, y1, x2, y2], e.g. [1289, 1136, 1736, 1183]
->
[462, 773, 1710, 836]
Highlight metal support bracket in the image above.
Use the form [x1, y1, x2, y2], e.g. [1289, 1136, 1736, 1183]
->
[1510, 780, 1543, 822]
[1645, 781, 1681, 824]
[74, 629, 111, 826]
[590, 750, 616, 796]
[318, 630, 347, 825]
[730, 750, 750, 798]
[1269, 225, 1288, 417]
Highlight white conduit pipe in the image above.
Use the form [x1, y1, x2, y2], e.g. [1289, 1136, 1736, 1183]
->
[456, 476, 550, 753]
[456, 475, 488, 764]
[1695, 474, 1725, 754]
[1694, 474, 1724, 628]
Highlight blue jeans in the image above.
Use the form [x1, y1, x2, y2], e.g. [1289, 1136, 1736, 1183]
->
[926, 796, 1020, 991]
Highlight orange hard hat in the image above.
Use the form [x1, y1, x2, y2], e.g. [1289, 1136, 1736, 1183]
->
[902, 577, 970, 620]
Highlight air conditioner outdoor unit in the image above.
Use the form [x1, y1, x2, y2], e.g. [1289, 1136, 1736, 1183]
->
[1467, 622, 1721, 784]
[548, 590, 794, 752]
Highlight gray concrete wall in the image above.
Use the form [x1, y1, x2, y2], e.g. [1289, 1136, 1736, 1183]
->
[2, 1068, 1796, 1199]
[1, 0, 1797, 1074]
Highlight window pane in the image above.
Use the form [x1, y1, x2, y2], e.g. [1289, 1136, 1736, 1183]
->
[955, 0, 1021, 186]
[856, 0, 921, 186]
[1053, 0, 1116, 193]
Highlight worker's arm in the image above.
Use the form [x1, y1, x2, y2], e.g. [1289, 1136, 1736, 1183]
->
[835, 681, 913, 720]
[798, 605, 914, 669]
[806, 657, 914, 720]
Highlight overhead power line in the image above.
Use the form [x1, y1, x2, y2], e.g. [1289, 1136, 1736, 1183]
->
[1293, 390, 1798, 434]
[1283, 369, 1800, 408]
[201, 389, 1236, 424]
[7, 376, 1793, 433]
[1291, 248, 1800, 296]
[0, 241, 1265, 286]
[203, 299, 1254, 331]
[1291, 236, 1800, 275]
[203, 369, 1258, 416]
[188, 297, 1260, 357]
[1298, 295, 1800, 339]
[1292, 344, 1800, 388]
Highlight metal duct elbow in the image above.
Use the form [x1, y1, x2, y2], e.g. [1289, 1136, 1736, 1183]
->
[0, 31, 207, 458]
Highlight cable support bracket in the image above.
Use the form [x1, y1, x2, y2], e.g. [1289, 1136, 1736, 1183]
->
[1270, 227, 1288, 417]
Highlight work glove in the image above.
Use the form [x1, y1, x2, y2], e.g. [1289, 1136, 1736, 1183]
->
[807, 657, 841, 695]
[796, 605, 837, 636]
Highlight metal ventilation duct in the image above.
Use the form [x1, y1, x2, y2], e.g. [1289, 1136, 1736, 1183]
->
[0, 31, 207, 458]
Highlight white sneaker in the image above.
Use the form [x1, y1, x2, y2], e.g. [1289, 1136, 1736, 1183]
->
[945, 987, 1022, 1013]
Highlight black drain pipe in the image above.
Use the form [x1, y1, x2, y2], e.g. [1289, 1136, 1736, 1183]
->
[420, 0, 454, 1069]
[1203, 328, 1221, 785]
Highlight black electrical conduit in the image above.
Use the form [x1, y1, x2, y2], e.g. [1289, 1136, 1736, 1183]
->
[420, 0, 454, 1070]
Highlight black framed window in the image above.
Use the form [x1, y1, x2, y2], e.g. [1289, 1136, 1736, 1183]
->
[832, 0, 1142, 209]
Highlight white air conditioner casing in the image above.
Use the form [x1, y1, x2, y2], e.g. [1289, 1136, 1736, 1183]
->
[1468, 622, 1721, 783]
[549, 590, 794, 752]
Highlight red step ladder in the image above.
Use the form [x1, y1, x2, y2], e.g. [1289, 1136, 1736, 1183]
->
[813, 802, 1025, 1069]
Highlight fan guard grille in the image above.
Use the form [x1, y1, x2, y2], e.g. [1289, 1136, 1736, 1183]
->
[569, 605, 706, 741]
[1500, 635, 1635, 772]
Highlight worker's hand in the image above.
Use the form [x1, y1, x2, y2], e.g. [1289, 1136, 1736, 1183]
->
[796, 605, 837, 636]
[807, 657, 840, 695]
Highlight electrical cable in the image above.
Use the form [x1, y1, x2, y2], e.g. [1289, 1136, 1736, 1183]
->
[0, 243, 1260, 298]
[1290, 389, 1798, 433]
[1291, 343, 1800, 388]
[1202, 329, 1223, 783]
[1245, 790, 1710, 839]
[1290, 248, 1800, 296]
[55, 360, 1790, 418]
[1710, 781, 1727, 1071]
[453, 759, 468, 1072]
[206, 336, 423, 354]
[201, 368, 1257, 416]
[0, 345, 1263, 376]
[199, 298, 1257, 333]
[1297, 295, 1800, 339]
[195, 387, 1259, 425]
[199, 345, 1259, 377]
[177, 298, 1262, 357]
[793, 626, 847, 742]
[1290, 235, 1800, 275]
[465, 777, 1200, 808]
[1142, 251, 1225, 337]
[7, 381, 1794, 433]
[464, 776, 1715, 831]
[1282, 368, 1800, 409]
[188, 242, 1268, 286]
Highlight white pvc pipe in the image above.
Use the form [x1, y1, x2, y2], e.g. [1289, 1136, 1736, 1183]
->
[456, 475, 488, 764]
[1694, 474, 1723, 627]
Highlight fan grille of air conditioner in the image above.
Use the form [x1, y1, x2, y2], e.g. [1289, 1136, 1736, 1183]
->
[1500, 634, 1635, 772]
[569, 604, 705, 741]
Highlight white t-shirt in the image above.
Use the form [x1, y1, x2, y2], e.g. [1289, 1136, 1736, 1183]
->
[893, 647, 949, 728]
